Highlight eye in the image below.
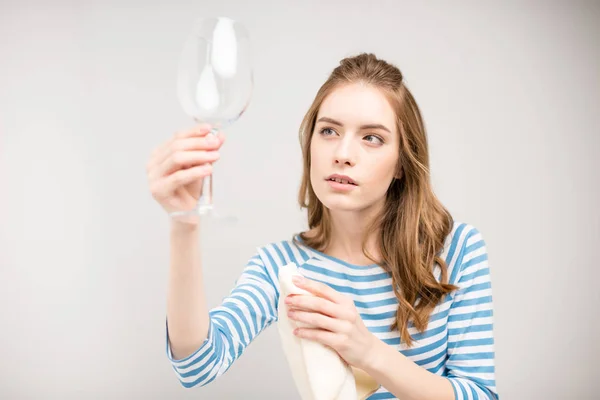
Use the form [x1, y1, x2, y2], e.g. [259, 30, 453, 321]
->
[319, 127, 337, 136]
[364, 134, 384, 145]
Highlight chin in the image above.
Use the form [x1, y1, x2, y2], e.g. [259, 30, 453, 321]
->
[315, 188, 386, 217]
[315, 190, 365, 212]
[321, 199, 360, 212]
[312, 180, 377, 213]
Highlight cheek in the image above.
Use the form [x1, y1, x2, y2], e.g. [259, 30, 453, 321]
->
[309, 141, 327, 173]
[365, 155, 397, 190]
[309, 163, 318, 188]
[309, 145, 323, 186]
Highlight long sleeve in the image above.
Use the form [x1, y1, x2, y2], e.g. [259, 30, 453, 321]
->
[165, 253, 279, 388]
[445, 227, 499, 399]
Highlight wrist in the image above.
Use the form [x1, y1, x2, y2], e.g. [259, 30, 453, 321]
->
[362, 333, 385, 372]
[170, 219, 200, 235]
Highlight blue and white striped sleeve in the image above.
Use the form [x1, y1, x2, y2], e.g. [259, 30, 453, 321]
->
[446, 227, 499, 399]
[165, 253, 279, 388]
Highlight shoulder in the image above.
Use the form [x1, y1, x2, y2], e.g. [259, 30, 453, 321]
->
[246, 235, 318, 291]
[445, 221, 486, 252]
[442, 221, 489, 285]
[252, 234, 314, 272]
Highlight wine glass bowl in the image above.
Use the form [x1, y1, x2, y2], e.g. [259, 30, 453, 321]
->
[173, 16, 253, 221]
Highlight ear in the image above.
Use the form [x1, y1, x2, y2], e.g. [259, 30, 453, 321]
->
[394, 167, 403, 180]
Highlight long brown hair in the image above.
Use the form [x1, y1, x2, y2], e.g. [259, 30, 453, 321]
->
[295, 53, 457, 346]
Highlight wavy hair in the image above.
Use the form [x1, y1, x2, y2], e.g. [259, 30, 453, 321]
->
[295, 53, 457, 346]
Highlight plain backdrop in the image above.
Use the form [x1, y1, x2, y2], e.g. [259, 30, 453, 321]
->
[1, 0, 599, 399]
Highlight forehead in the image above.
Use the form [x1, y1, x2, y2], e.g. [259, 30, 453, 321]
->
[317, 83, 397, 131]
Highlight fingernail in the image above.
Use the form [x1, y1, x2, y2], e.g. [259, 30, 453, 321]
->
[292, 275, 304, 285]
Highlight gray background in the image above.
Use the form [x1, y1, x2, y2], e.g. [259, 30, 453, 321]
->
[1, 0, 599, 399]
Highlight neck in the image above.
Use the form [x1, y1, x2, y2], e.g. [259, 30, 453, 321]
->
[326, 203, 383, 266]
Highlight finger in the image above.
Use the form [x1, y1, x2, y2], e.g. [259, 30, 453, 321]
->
[158, 164, 212, 195]
[149, 136, 221, 178]
[216, 131, 226, 145]
[292, 276, 345, 304]
[294, 327, 339, 348]
[150, 125, 216, 169]
[288, 309, 347, 333]
[286, 294, 342, 318]
[174, 185, 198, 205]
[155, 150, 220, 178]
[172, 135, 222, 152]
[174, 123, 213, 139]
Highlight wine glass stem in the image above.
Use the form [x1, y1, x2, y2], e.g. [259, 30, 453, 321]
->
[197, 128, 218, 212]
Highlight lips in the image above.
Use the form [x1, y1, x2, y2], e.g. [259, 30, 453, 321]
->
[326, 174, 357, 185]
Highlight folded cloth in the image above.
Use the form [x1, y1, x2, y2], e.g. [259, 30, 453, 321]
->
[278, 263, 380, 400]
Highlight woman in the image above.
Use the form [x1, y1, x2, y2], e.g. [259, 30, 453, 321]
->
[147, 53, 498, 399]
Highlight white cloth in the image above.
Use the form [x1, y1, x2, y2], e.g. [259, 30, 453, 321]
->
[277, 262, 380, 400]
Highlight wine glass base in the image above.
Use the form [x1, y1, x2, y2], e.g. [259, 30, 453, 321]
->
[169, 204, 238, 225]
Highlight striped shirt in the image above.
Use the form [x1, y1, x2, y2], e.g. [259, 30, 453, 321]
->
[166, 222, 498, 399]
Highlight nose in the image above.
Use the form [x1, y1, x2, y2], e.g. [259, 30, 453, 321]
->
[333, 136, 356, 167]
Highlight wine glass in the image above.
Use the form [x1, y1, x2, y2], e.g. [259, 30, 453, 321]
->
[171, 16, 253, 222]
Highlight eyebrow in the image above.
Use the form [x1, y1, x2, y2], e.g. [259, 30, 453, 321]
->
[316, 117, 392, 133]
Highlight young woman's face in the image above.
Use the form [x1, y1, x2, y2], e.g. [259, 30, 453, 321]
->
[310, 83, 400, 213]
